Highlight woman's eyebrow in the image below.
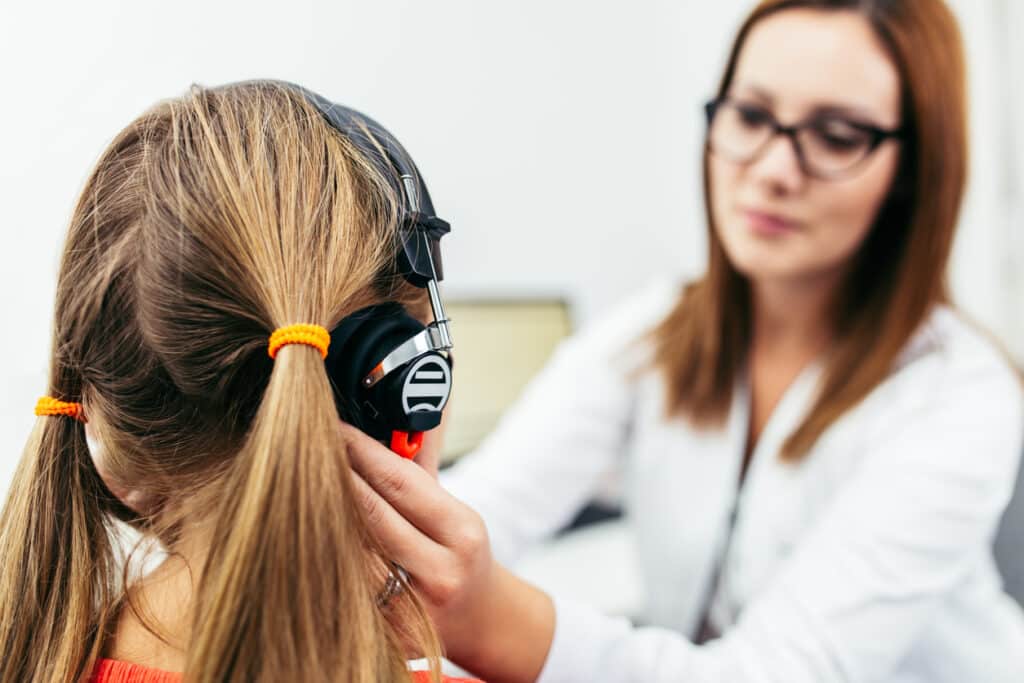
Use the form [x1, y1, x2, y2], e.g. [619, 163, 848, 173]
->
[732, 82, 774, 104]
[732, 81, 891, 124]
[806, 104, 893, 126]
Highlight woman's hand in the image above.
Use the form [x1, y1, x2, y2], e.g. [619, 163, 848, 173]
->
[342, 421, 494, 643]
[342, 422, 555, 681]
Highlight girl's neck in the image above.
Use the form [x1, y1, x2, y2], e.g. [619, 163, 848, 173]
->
[104, 526, 212, 669]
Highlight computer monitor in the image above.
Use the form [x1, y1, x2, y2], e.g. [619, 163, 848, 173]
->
[440, 297, 574, 464]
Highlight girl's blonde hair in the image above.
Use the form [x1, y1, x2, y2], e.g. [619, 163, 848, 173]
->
[0, 81, 442, 682]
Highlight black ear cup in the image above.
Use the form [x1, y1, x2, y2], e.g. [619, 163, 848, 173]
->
[373, 351, 451, 432]
[326, 304, 451, 442]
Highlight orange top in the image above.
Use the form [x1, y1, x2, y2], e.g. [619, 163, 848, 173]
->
[89, 658, 483, 682]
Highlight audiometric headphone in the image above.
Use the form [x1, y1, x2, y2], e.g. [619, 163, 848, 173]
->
[243, 80, 455, 459]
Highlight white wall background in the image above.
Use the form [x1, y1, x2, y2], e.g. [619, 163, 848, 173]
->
[1, 1, 1021, 495]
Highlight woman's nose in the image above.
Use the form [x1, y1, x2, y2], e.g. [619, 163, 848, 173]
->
[746, 133, 806, 195]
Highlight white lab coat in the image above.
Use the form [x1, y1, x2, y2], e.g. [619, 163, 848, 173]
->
[441, 278, 1024, 683]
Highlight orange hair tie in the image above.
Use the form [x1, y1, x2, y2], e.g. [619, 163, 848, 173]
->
[268, 324, 330, 360]
[35, 397, 87, 423]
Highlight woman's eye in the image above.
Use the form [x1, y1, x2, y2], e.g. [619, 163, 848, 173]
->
[736, 104, 771, 128]
[812, 121, 867, 150]
[822, 134, 860, 150]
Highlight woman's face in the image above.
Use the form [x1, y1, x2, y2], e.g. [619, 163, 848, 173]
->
[708, 8, 902, 286]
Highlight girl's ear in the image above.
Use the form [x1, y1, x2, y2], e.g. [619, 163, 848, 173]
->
[84, 422, 150, 514]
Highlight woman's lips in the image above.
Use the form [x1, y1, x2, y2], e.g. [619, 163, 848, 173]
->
[741, 208, 799, 236]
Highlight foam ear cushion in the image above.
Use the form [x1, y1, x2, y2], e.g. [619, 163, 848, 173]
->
[326, 303, 425, 439]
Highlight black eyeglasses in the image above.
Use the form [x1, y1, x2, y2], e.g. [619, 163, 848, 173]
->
[704, 97, 904, 180]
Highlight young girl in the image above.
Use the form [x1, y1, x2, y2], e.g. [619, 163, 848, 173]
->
[0, 80, 477, 683]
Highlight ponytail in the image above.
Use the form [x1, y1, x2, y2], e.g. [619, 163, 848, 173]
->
[186, 340, 441, 682]
[0, 393, 119, 682]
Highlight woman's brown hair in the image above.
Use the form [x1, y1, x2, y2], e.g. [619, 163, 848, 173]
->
[650, 0, 968, 459]
[0, 81, 443, 681]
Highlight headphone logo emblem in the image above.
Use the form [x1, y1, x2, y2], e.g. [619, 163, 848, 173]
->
[401, 355, 452, 414]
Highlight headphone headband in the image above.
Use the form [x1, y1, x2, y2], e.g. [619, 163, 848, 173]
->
[284, 80, 450, 286]
[211, 79, 450, 285]
[286, 84, 436, 214]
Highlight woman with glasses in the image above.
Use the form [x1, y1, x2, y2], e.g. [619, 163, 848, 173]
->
[347, 1, 1024, 681]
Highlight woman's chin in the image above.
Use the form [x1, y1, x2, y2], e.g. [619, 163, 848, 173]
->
[724, 242, 814, 283]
